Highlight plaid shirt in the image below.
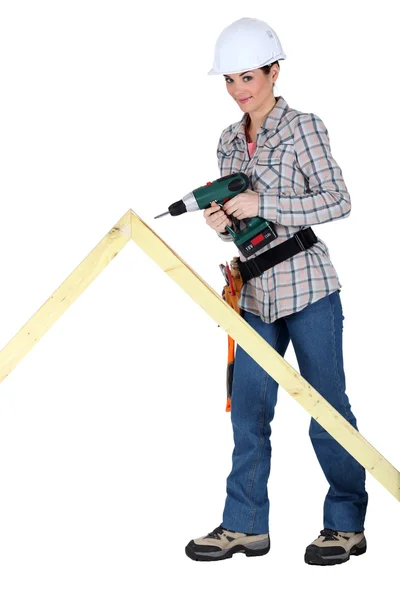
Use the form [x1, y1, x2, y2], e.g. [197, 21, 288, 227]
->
[217, 96, 350, 323]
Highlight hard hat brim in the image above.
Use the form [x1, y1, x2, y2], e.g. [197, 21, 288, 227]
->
[207, 54, 286, 76]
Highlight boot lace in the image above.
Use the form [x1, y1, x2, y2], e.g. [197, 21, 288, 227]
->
[319, 528, 339, 541]
[205, 525, 226, 540]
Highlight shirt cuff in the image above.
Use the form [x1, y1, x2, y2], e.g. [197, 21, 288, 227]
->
[258, 192, 278, 223]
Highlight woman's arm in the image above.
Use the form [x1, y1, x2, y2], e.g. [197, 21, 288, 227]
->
[258, 114, 351, 227]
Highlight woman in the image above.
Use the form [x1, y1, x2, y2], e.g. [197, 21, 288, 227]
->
[185, 17, 368, 566]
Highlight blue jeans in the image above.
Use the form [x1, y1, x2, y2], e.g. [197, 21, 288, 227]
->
[221, 291, 368, 534]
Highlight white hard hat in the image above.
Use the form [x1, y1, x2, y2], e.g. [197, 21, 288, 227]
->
[208, 17, 286, 76]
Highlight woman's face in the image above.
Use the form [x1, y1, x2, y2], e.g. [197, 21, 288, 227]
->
[223, 66, 278, 112]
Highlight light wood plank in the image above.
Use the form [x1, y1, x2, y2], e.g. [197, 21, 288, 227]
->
[1, 207, 398, 502]
[0, 211, 131, 383]
[130, 210, 400, 501]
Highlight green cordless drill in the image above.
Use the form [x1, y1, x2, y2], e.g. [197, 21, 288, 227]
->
[154, 172, 277, 258]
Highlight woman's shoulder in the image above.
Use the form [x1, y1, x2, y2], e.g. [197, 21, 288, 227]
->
[217, 117, 243, 146]
[281, 103, 326, 136]
[286, 100, 328, 129]
[269, 106, 329, 148]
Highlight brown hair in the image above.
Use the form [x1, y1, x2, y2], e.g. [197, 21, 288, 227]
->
[245, 61, 280, 136]
[260, 61, 279, 88]
[260, 60, 279, 75]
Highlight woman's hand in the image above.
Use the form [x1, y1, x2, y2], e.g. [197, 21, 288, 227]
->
[204, 201, 233, 232]
[224, 190, 259, 219]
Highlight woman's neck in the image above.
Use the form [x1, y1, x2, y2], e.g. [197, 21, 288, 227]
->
[246, 96, 277, 140]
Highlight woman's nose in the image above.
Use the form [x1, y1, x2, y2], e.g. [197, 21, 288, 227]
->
[232, 85, 246, 96]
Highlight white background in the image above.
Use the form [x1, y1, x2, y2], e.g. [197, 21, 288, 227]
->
[0, 0, 399, 597]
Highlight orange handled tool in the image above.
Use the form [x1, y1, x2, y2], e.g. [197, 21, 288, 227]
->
[226, 335, 235, 412]
[221, 260, 243, 412]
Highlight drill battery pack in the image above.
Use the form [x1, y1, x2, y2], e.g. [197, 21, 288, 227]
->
[236, 220, 278, 258]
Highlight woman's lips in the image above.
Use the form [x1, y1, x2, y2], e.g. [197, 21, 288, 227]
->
[238, 97, 252, 103]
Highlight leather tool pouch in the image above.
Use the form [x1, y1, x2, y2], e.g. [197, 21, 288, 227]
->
[221, 257, 244, 412]
[222, 256, 244, 313]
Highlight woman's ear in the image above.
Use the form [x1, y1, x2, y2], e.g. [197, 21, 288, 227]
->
[271, 65, 280, 82]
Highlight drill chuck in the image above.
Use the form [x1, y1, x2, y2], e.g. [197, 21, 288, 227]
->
[168, 200, 187, 216]
[168, 192, 198, 216]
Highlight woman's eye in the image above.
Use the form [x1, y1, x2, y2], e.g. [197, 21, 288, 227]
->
[225, 76, 252, 84]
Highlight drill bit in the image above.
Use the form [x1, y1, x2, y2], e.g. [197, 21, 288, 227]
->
[154, 211, 170, 219]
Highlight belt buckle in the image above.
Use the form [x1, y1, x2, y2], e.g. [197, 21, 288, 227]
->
[294, 232, 306, 251]
[245, 258, 263, 279]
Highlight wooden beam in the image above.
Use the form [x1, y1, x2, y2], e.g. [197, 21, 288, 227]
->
[130, 210, 400, 502]
[0, 210, 131, 383]
[0, 207, 398, 502]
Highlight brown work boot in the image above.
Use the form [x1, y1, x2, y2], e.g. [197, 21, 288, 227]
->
[305, 528, 367, 566]
[185, 525, 270, 561]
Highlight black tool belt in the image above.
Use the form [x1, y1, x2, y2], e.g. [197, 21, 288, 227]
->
[238, 227, 318, 284]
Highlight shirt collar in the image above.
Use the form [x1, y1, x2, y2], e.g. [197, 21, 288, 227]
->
[228, 96, 289, 144]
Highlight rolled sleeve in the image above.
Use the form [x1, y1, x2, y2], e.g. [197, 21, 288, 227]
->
[258, 191, 279, 222]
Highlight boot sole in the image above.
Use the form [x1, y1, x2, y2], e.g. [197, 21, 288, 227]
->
[304, 539, 367, 566]
[185, 542, 271, 562]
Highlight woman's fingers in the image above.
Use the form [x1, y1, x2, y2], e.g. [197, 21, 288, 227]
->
[203, 201, 222, 217]
[224, 198, 239, 215]
[204, 201, 232, 231]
